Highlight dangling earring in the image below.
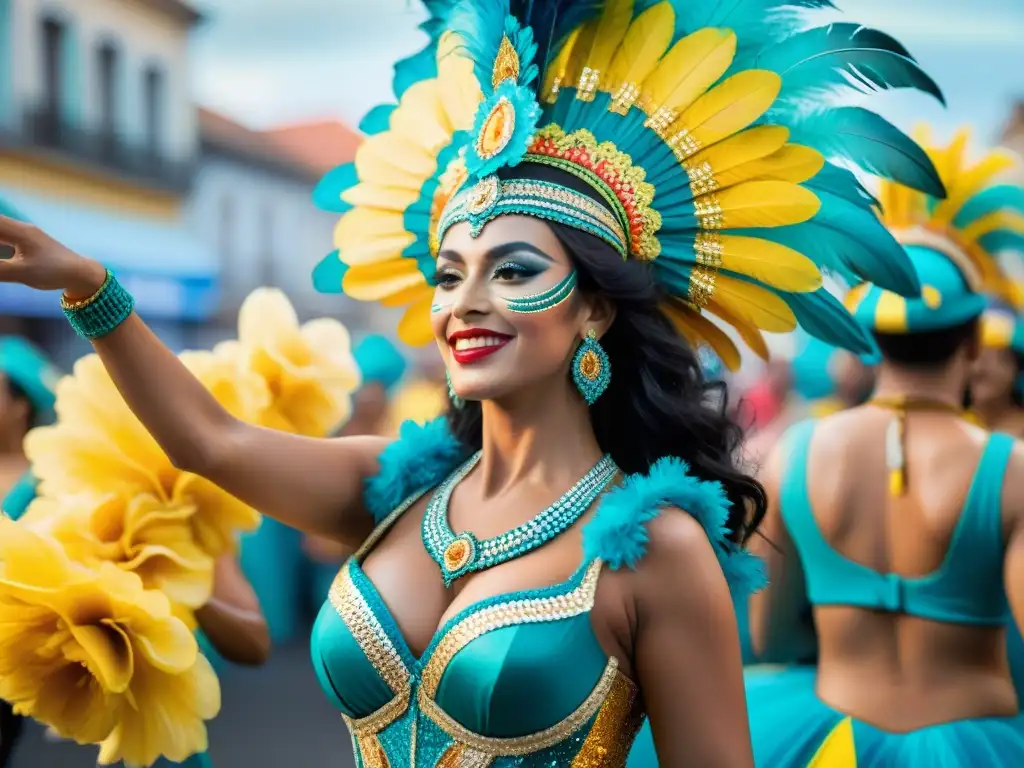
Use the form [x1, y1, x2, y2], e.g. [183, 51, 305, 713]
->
[572, 329, 611, 405]
[446, 369, 464, 409]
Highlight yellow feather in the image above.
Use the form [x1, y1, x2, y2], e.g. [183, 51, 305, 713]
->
[935, 151, 1016, 224]
[356, 133, 435, 189]
[398, 295, 436, 347]
[710, 181, 821, 230]
[335, 208, 415, 265]
[676, 70, 781, 148]
[710, 232, 821, 292]
[961, 210, 1024, 243]
[877, 180, 926, 230]
[542, 27, 582, 99]
[341, 184, 420, 212]
[706, 301, 770, 360]
[390, 80, 451, 152]
[687, 126, 789, 180]
[566, 0, 634, 89]
[662, 299, 742, 371]
[844, 282, 871, 313]
[809, 717, 857, 768]
[342, 259, 425, 301]
[381, 282, 433, 309]
[641, 28, 737, 116]
[601, 3, 675, 94]
[718, 144, 825, 187]
[709, 276, 796, 332]
[437, 32, 481, 130]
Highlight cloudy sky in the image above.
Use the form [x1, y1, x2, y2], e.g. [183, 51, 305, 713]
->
[189, 0, 1024, 143]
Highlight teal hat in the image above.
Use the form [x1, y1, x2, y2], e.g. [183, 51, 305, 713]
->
[353, 335, 407, 392]
[846, 242, 987, 335]
[0, 337, 61, 424]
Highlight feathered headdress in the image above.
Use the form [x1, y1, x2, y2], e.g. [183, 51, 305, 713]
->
[313, 0, 947, 370]
[847, 127, 1024, 333]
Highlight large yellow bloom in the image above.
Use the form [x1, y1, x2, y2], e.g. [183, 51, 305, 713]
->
[24, 354, 263, 559]
[22, 494, 213, 609]
[0, 520, 219, 765]
[235, 288, 361, 437]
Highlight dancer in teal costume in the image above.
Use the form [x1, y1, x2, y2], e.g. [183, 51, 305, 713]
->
[742, 135, 1024, 764]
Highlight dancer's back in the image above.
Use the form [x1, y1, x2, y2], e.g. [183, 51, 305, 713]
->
[774, 404, 1024, 730]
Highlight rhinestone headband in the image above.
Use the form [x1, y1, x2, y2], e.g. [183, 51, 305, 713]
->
[436, 175, 628, 257]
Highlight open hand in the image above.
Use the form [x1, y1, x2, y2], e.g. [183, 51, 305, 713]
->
[0, 214, 106, 297]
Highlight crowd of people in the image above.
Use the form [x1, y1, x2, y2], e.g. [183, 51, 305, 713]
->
[2, 0, 1024, 766]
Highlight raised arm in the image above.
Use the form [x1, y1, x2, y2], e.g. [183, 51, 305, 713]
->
[0, 214, 381, 546]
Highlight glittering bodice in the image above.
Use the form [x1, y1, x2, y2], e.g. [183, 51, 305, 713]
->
[310, 491, 646, 767]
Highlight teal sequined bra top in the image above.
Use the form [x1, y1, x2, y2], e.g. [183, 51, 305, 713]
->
[310, 419, 764, 767]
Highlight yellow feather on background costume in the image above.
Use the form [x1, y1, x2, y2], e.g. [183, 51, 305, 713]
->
[809, 717, 858, 767]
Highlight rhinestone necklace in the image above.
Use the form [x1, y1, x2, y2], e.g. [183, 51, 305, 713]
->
[422, 452, 619, 587]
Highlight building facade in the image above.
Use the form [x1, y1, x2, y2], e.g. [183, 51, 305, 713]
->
[0, 0, 217, 367]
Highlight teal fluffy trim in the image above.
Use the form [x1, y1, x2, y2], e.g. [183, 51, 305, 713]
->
[582, 457, 767, 600]
[362, 418, 467, 524]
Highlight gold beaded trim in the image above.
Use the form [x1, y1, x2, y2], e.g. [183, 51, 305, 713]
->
[665, 128, 703, 162]
[642, 106, 678, 134]
[694, 232, 724, 268]
[418, 659, 621, 756]
[695, 196, 725, 230]
[329, 562, 411, 694]
[352, 732, 391, 768]
[341, 685, 412, 738]
[576, 67, 601, 102]
[685, 161, 720, 198]
[687, 267, 718, 310]
[420, 559, 604, 698]
[608, 82, 641, 115]
[436, 744, 495, 768]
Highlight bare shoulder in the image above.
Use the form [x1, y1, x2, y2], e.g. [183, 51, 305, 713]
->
[630, 508, 732, 614]
[1001, 438, 1024, 525]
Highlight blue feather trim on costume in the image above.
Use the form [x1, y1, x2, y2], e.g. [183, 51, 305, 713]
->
[362, 418, 467, 524]
[582, 456, 767, 600]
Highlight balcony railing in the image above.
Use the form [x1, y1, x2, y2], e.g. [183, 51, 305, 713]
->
[6, 105, 196, 193]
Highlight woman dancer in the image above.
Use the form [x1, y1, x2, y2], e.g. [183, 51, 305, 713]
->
[0, 0, 944, 762]
[745, 129, 1024, 765]
[973, 301, 1024, 437]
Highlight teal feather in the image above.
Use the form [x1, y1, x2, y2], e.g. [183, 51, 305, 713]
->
[510, 0, 605, 77]
[790, 107, 945, 197]
[773, 285, 878, 356]
[979, 231, 1024, 256]
[363, 418, 468, 524]
[359, 105, 394, 136]
[808, 163, 880, 209]
[759, 23, 944, 110]
[801, 181, 921, 296]
[311, 251, 349, 294]
[582, 455, 766, 600]
[312, 163, 358, 213]
[954, 185, 1024, 230]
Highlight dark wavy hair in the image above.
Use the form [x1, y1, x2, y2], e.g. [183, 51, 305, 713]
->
[445, 164, 766, 545]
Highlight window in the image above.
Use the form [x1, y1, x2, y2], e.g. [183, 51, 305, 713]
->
[96, 41, 118, 152]
[142, 65, 164, 156]
[41, 17, 65, 117]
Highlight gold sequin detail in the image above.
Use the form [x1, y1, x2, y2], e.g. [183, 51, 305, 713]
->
[570, 673, 644, 767]
[642, 106, 678, 134]
[421, 560, 604, 697]
[342, 686, 412, 737]
[492, 35, 520, 89]
[329, 562, 411, 694]
[684, 161, 719, 197]
[354, 733, 390, 768]
[688, 267, 719, 310]
[665, 128, 702, 162]
[544, 76, 564, 104]
[608, 82, 640, 115]
[419, 657, 621, 757]
[694, 232, 724, 268]
[436, 744, 495, 768]
[577, 67, 601, 102]
[694, 195, 724, 230]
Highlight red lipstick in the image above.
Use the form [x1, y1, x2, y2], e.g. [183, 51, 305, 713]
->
[448, 329, 513, 364]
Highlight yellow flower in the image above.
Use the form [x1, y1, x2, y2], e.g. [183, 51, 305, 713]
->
[24, 354, 261, 559]
[0, 519, 219, 764]
[22, 494, 215, 609]
[236, 288, 361, 437]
